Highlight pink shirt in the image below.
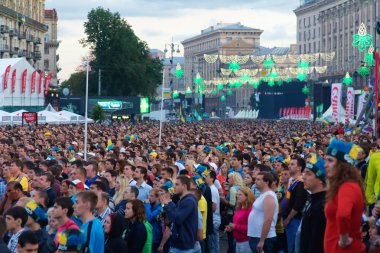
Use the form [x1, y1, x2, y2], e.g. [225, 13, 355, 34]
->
[232, 207, 252, 242]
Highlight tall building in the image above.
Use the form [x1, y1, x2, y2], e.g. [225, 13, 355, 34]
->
[0, 0, 46, 70]
[182, 22, 263, 111]
[294, 0, 378, 86]
[44, 9, 59, 87]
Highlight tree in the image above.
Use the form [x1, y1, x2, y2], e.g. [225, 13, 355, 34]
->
[79, 7, 162, 97]
[91, 104, 106, 122]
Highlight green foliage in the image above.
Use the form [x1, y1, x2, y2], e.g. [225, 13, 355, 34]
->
[79, 7, 162, 96]
[90, 103, 106, 122]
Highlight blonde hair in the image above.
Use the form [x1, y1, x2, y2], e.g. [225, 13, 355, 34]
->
[113, 176, 129, 205]
[185, 160, 196, 173]
[237, 187, 255, 210]
[229, 172, 244, 187]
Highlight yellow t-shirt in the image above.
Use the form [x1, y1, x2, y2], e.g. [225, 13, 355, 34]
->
[198, 196, 207, 239]
[9, 176, 29, 191]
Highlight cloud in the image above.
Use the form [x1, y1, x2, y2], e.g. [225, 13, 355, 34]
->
[45, 1, 298, 81]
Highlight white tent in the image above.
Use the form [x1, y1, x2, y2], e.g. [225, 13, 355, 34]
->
[0, 110, 12, 125]
[317, 104, 346, 123]
[0, 58, 45, 107]
[37, 110, 69, 124]
[234, 110, 259, 119]
[57, 110, 94, 124]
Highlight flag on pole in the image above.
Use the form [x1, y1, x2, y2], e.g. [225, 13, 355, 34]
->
[179, 107, 185, 123]
[194, 109, 202, 121]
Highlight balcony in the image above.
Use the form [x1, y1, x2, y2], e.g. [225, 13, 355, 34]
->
[18, 32, 26, 40]
[17, 50, 26, 57]
[0, 25, 9, 34]
[9, 29, 18, 37]
[26, 34, 33, 42]
[45, 39, 60, 47]
[32, 51, 41, 60]
[33, 37, 41, 44]
[0, 44, 9, 52]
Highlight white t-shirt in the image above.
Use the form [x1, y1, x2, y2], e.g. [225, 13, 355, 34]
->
[247, 190, 278, 238]
[210, 184, 221, 224]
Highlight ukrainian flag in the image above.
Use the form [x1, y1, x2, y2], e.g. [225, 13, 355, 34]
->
[179, 107, 185, 123]
[321, 117, 330, 125]
[194, 109, 202, 121]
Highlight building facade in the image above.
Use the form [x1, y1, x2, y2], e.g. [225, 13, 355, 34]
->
[294, 0, 378, 86]
[44, 9, 59, 87]
[182, 22, 264, 112]
[0, 0, 46, 70]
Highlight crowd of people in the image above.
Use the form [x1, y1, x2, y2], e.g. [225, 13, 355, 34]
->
[0, 120, 378, 253]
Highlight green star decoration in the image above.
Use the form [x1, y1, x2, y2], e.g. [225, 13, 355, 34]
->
[227, 90, 233, 96]
[358, 66, 370, 77]
[297, 72, 307, 82]
[302, 86, 310, 94]
[342, 72, 353, 86]
[240, 74, 251, 84]
[268, 79, 275, 87]
[194, 73, 203, 85]
[217, 83, 224, 90]
[285, 76, 292, 83]
[228, 82, 235, 88]
[175, 63, 184, 79]
[228, 62, 241, 72]
[364, 53, 375, 67]
[234, 81, 242, 88]
[298, 61, 310, 69]
[212, 89, 217, 95]
[220, 95, 226, 101]
[277, 79, 283, 86]
[185, 87, 192, 94]
[262, 58, 275, 69]
[172, 91, 179, 98]
[352, 23, 373, 52]
[269, 70, 278, 79]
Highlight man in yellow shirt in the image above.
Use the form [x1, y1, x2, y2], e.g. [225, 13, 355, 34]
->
[9, 160, 28, 191]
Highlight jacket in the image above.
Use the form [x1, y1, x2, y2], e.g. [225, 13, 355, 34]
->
[164, 193, 198, 250]
[33, 229, 56, 253]
[144, 202, 162, 244]
[365, 152, 380, 204]
[300, 191, 326, 253]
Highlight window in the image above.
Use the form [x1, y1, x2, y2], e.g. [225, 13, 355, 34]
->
[44, 46, 49, 54]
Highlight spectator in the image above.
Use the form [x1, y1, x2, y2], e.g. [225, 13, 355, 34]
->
[24, 200, 55, 253]
[84, 162, 99, 188]
[5, 206, 28, 253]
[103, 170, 117, 197]
[324, 139, 366, 252]
[112, 176, 129, 207]
[144, 188, 162, 253]
[0, 216, 11, 253]
[95, 192, 112, 225]
[9, 160, 28, 192]
[46, 208, 58, 240]
[37, 173, 57, 208]
[133, 167, 152, 201]
[73, 191, 105, 253]
[104, 213, 127, 253]
[124, 199, 152, 253]
[16, 231, 39, 253]
[0, 182, 25, 216]
[300, 155, 327, 253]
[160, 175, 198, 253]
[284, 157, 308, 253]
[248, 172, 278, 253]
[205, 170, 221, 253]
[225, 187, 254, 253]
[114, 186, 138, 216]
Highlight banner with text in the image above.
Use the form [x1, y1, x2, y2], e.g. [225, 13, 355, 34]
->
[331, 83, 342, 124]
[345, 87, 355, 124]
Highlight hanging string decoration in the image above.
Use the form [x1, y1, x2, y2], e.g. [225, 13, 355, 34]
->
[269, 69, 279, 79]
[175, 63, 184, 79]
[342, 72, 353, 86]
[285, 76, 292, 83]
[240, 74, 251, 84]
[297, 72, 307, 82]
[185, 87, 192, 94]
[204, 54, 218, 63]
[277, 79, 283, 86]
[220, 95, 226, 101]
[298, 61, 310, 69]
[364, 46, 375, 67]
[212, 89, 218, 95]
[352, 23, 373, 52]
[268, 79, 275, 87]
[217, 83, 224, 90]
[358, 66, 370, 77]
[320, 52, 336, 61]
[221, 69, 232, 76]
[227, 90, 233, 96]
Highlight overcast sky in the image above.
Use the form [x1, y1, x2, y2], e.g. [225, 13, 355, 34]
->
[45, 0, 300, 82]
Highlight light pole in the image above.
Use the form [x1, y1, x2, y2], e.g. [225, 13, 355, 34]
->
[158, 65, 165, 146]
[164, 39, 180, 112]
[84, 60, 89, 160]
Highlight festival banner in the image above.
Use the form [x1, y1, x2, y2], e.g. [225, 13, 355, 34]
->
[356, 92, 367, 119]
[345, 87, 355, 124]
[11, 69, 16, 93]
[38, 72, 43, 94]
[31, 71, 36, 93]
[3, 65, 11, 90]
[21, 69, 27, 94]
[44, 73, 51, 95]
[331, 83, 342, 124]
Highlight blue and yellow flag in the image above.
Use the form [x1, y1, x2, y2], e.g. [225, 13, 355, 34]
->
[194, 109, 202, 121]
[179, 107, 185, 123]
[321, 117, 330, 125]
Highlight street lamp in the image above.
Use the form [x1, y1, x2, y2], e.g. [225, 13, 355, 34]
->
[164, 39, 181, 112]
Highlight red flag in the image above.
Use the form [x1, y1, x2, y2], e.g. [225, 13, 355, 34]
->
[38, 72, 43, 94]
[11, 69, 16, 93]
[44, 73, 51, 95]
[31, 71, 36, 93]
[3, 65, 11, 90]
[21, 69, 27, 94]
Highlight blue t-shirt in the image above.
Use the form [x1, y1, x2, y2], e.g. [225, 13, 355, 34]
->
[81, 218, 104, 253]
